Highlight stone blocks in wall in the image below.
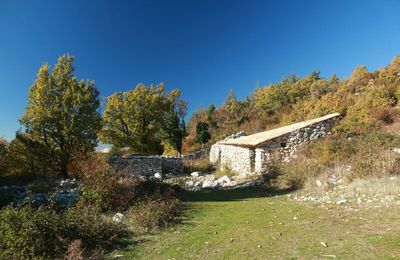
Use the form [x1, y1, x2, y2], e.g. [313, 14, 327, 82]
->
[108, 155, 183, 178]
[210, 144, 255, 175]
[210, 117, 337, 175]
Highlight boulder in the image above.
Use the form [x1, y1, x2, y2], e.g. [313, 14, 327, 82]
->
[215, 176, 232, 187]
[113, 213, 124, 222]
[191, 171, 200, 177]
[202, 179, 214, 188]
[185, 180, 194, 187]
[154, 172, 162, 179]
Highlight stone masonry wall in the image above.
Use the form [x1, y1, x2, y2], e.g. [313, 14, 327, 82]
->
[210, 144, 255, 174]
[255, 118, 335, 172]
[210, 117, 336, 175]
[182, 147, 210, 161]
[109, 155, 183, 178]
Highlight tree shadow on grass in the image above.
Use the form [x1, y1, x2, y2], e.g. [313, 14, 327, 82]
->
[180, 186, 296, 202]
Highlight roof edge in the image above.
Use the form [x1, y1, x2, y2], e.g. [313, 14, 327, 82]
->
[219, 112, 341, 147]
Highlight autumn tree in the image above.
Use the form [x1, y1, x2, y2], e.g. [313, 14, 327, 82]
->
[20, 54, 102, 178]
[101, 83, 187, 155]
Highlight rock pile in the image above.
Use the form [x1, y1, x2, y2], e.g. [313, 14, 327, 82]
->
[0, 178, 80, 209]
[181, 172, 263, 191]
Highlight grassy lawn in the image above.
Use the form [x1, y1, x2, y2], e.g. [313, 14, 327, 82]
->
[109, 188, 400, 259]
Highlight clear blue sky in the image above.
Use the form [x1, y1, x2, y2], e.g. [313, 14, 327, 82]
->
[1, 0, 400, 140]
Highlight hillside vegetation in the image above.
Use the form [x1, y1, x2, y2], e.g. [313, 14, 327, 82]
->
[184, 56, 400, 152]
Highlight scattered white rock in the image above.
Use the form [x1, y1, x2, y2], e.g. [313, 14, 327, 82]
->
[392, 148, 400, 154]
[215, 176, 232, 187]
[320, 241, 328, 247]
[100, 147, 112, 153]
[113, 213, 124, 222]
[336, 199, 347, 205]
[202, 179, 215, 189]
[185, 180, 194, 187]
[191, 171, 200, 177]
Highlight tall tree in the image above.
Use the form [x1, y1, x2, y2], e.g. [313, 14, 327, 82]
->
[101, 83, 187, 155]
[0, 138, 7, 176]
[196, 122, 211, 144]
[160, 107, 187, 155]
[20, 54, 102, 177]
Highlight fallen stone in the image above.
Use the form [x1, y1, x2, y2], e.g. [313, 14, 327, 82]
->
[185, 180, 194, 187]
[202, 179, 215, 188]
[336, 199, 347, 205]
[113, 213, 124, 222]
[191, 171, 200, 177]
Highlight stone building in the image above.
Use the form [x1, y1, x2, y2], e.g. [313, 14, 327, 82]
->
[209, 113, 340, 175]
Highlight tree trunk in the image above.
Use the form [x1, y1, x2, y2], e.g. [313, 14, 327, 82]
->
[60, 154, 69, 178]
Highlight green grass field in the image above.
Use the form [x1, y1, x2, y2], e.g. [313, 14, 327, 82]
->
[110, 188, 400, 259]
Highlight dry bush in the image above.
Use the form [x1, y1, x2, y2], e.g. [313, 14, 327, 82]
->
[183, 159, 214, 173]
[371, 108, 395, 125]
[126, 195, 180, 232]
[271, 156, 326, 189]
[347, 149, 400, 181]
[269, 131, 400, 190]
[65, 240, 84, 260]
[214, 164, 238, 178]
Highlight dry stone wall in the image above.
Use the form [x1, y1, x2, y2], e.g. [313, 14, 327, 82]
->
[109, 155, 183, 178]
[210, 144, 255, 174]
[254, 118, 334, 172]
[182, 147, 210, 161]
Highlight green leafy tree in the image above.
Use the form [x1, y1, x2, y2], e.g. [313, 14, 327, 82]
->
[161, 107, 187, 155]
[196, 122, 211, 144]
[206, 104, 216, 120]
[101, 83, 186, 155]
[0, 138, 7, 176]
[20, 54, 102, 178]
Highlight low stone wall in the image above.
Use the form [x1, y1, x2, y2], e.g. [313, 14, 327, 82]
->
[108, 155, 183, 177]
[182, 147, 210, 161]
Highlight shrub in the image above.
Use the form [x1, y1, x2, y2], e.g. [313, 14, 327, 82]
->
[126, 195, 180, 232]
[80, 171, 139, 212]
[64, 240, 84, 260]
[62, 204, 124, 252]
[0, 204, 126, 259]
[2, 133, 57, 178]
[348, 149, 400, 181]
[0, 206, 62, 258]
[78, 153, 181, 212]
[270, 157, 326, 189]
[76, 153, 139, 211]
[183, 159, 214, 173]
[269, 131, 400, 189]
[214, 164, 238, 178]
